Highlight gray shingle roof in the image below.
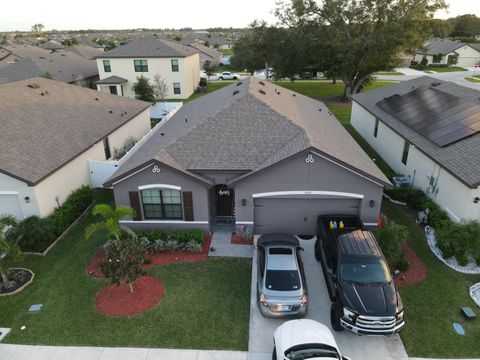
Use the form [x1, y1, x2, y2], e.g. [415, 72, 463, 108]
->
[96, 36, 198, 59]
[417, 38, 475, 56]
[95, 75, 128, 85]
[0, 77, 151, 185]
[62, 45, 105, 60]
[352, 76, 480, 188]
[106, 78, 390, 188]
[39, 40, 64, 50]
[0, 49, 98, 84]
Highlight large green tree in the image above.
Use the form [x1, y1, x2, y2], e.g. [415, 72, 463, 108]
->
[451, 14, 480, 37]
[277, 0, 447, 100]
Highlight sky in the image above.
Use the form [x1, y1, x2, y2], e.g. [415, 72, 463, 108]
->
[0, 0, 479, 32]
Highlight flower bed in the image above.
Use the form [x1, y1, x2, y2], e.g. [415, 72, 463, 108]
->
[394, 244, 427, 286]
[96, 276, 164, 317]
[88, 233, 212, 278]
[231, 232, 253, 245]
[0, 268, 34, 296]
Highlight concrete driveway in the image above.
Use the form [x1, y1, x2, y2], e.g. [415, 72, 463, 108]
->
[248, 237, 409, 360]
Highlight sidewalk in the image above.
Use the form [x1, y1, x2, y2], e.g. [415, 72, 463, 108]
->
[0, 344, 247, 360]
[209, 229, 253, 258]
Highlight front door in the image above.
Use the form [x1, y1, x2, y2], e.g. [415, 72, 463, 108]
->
[215, 184, 234, 217]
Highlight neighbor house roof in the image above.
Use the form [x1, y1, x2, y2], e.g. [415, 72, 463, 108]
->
[39, 40, 64, 50]
[96, 36, 198, 59]
[106, 77, 390, 188]
[188, 42, 222, 62]
[352, 76, 480, 188]
[417, 38, 475, 56]
[62, 45, 105, 60]
[0, 49, 98, 84]
[95, 75, 128, 85]
[0, 77, 151, 185]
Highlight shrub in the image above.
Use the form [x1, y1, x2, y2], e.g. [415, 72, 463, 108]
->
[52, 186, 93, 237]
[133, 228, 204, 252]
[376, 224, 409, 271]
[436, 222, 469, 265]
[185, 240, 202, 253]
[165, 240, 178, 253]
[113, 136, 138, 160]
[11, 216, 56, 252]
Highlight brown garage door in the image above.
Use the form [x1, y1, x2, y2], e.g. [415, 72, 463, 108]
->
[254, 198, 360, 235]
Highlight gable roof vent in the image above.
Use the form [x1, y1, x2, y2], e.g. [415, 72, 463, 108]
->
[431, 82, 441, 87]
[259, 89, 266, 95]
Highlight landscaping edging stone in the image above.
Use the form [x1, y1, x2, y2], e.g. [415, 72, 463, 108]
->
[23, 202, 93, 257]
[469, 283, 480, 308]
[0, 268, 35, 296]
[382, 193, 407, 206]
[425, 226, 480, 274]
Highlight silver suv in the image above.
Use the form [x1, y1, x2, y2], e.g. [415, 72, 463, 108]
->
[256, 234, 308, 318]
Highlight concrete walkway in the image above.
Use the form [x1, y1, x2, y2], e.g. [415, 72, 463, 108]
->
[0, 344, 247, 360]
[209, 229, 253, 258]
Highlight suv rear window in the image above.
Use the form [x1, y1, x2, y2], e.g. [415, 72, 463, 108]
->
[269, 248, 292, 255]
[265, 270, 300, 291]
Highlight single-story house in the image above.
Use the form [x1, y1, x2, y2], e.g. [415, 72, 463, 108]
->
[0, 77, 151, 219]
[95, 36, 200, 99]
[414, 38, 480, 67]
[351, 77, 480, 222]
[105, 77, 391, 235]
[0, 45, 99, 87]
[188, 42, 222, 69]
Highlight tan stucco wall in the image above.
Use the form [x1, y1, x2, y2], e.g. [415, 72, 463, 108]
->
[1, 110, 151, 218]
[96, 54, 200, 99]
[351, 101, 478, 222]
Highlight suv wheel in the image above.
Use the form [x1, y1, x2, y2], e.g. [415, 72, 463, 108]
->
[233, 76, 238, 80]
[219, 77, 223, 80]
[330, 303, 344, 332]
[314, 239, 321, 261]
[272, 346, 277, 360]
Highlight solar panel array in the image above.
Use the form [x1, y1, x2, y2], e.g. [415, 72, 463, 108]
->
[376, 85, 480, 147]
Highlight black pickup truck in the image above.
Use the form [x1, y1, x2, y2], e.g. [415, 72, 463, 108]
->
[315, 215, 405, 336]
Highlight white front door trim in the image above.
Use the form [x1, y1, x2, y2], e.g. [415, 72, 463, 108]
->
[252, 190, 365, 199]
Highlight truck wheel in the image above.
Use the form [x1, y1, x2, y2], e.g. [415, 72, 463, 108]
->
[314, 239, 321, 261]
[272, 346, 277, 360]
[331, 303, 344, 332]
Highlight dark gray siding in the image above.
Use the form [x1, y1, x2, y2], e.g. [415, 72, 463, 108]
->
[112, 163, 210, 231]
[233, 151, 384, 231]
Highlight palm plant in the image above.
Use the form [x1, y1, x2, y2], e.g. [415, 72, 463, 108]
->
[85, 204, 135, 241]
[0, 215, 21, 291]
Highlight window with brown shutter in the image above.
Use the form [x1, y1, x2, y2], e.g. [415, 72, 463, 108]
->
[183, 191, 194, 221]
[129, 191, 142, 220]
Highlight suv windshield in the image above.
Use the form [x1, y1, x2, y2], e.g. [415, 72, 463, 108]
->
[286, 345, 340, 360]
[340, 257, 392, 284]
[265, 270, 300, 291]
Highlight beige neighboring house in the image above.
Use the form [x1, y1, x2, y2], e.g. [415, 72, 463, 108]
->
[188, 42, 222, 69]
[95, 36, 200, 99]
[414, 38, 480, 67]
[0, 77, 151, 219]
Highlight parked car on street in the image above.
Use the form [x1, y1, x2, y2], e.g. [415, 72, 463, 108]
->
[217, 71, 240, 80]
[315, 215, 405, 335]
[256, 234, 308, 318]
[273, 319, 350, 360]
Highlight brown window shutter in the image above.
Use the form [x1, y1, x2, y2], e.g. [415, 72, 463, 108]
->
[128, 191, 142, 221]
[183, 191, 194, 221]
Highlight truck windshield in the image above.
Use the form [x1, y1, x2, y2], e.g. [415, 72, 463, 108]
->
[265, 270, 300, 291]
[340, 257, 392, 284]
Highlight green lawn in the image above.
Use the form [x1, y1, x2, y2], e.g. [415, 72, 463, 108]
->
[426, 66, 468, 73]
[373, 71, 404, 75]
[220, 48, 233, 56]
[0, 190, 251, 350]
[382, 201, 480, 358]
[186, 80, 236, 102]
[465, 76, 480, 83]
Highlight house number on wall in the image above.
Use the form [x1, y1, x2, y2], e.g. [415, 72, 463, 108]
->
[305, 154, 315, 163]
[152, 165, 161, 173]
[218, 189, 231, 196]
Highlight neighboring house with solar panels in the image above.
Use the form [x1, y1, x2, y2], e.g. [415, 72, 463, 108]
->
[95, 36, 200, 99]
[414, 38, 480, 67]
[0, 77, 151, 219]
[351, 77, 480, 222]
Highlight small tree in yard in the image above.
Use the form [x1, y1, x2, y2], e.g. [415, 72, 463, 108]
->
[132, 76, 155, 102]
[203, 60, 217, 77]
[0, 216, 22, 291]
[153, 73, 168, 101]
[85, 204, 145, 292]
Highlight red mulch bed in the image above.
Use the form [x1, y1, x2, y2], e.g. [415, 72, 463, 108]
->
[394, 243, 428, 286]
[88, 234, 212, 278]
[231, 232, 253, 245]
[96, 276, 164, 317]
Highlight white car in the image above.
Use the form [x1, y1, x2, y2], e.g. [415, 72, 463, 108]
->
[217, 71, 240, 80]
[273, 319, 350, 360]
